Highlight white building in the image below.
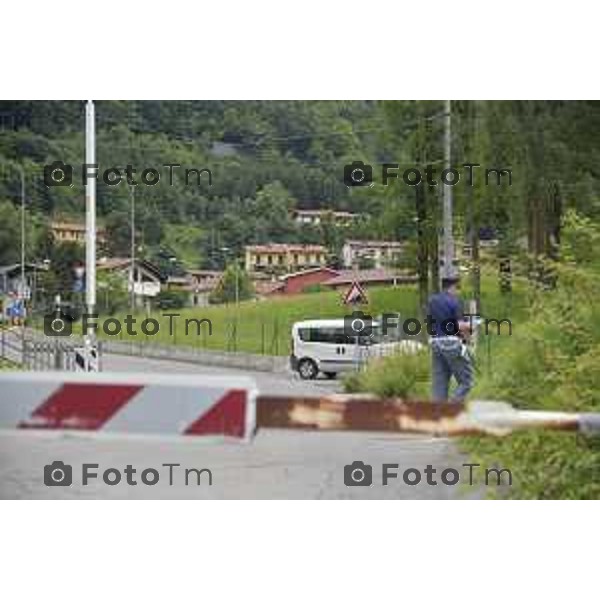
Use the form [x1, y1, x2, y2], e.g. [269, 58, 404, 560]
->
[342, 240, 404, 269]
[96, 257, 162, 306]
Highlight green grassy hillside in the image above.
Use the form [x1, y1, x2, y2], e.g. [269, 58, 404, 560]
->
[96, 271, 524, 356]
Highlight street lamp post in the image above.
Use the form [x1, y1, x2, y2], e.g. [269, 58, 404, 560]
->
[112, 167, 137, 311]
[18, 166, 26, 347]
[235, 263, 239, 307]
[220, 247, 239, 308]
[130, 184, 135, 311]
[19, 167, 25, 305]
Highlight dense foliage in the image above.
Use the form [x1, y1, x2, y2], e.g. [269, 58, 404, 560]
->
[345, 213, 600, 498]
[0, 101, 385, 271]
[2, 101, 599, 282]
[2, 100, 600, 498]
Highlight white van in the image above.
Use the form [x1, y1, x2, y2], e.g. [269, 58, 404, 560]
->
[290, 318, 422, 379]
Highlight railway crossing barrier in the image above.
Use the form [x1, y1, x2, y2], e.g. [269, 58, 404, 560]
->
[256, 394, 600, 436]
[0, 370, 598, 439]
[0, 371, 257, 440]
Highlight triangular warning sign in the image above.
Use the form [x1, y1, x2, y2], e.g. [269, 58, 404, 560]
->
[343, 281, 369, 305]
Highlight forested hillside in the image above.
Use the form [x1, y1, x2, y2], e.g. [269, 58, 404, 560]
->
[1, 101, 599, 280]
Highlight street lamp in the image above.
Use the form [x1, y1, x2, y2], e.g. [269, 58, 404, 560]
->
[129, 183, 135, 310]
[113, 166, 137, 311]
[6, 164, 27, 338]
[18, 167, 25, 309]
[220, 246, 239, 307]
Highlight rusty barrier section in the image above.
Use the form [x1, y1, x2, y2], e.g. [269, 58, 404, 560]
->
[256, 394, 600, 437]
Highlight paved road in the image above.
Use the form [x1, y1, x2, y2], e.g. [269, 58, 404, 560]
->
[2, 328, 342, 396]
[0, 346, 486, 499]
[103, 352, 342, 397]
[0, 428, 484, 499]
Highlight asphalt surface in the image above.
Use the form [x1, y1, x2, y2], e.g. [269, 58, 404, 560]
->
[0, 346, 486, 499]
[103, 352, 342, 397]
[0, 428, 485, 499]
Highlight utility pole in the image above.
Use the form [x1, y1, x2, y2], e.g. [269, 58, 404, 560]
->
[85, 100, 96, 369]
[130, 184, 136, 311]
[19, 166, 25, 348]
[20, 167, 25, 295]
[441, 99, 454, 282]
[235, 262, 239, 308]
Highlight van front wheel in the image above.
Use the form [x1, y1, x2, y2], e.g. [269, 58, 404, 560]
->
[298, 358, 318, 380]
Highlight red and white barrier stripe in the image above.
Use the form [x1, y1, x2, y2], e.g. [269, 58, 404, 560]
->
[0, 372, 257, 440]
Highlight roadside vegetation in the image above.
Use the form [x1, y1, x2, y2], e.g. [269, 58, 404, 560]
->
[93, 269, 520, 356]
[95, 285, 421, 355]
[344, 213, 600, 499]
[0, 358, 17, 370]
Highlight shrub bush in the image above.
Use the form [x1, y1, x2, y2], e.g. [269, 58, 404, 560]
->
[342, 350, 430, 399]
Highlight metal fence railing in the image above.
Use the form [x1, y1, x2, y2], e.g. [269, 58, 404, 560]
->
[0, 326, 102, 371]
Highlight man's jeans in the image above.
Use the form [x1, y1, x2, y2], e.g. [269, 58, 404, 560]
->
[431, 336, 474, 402]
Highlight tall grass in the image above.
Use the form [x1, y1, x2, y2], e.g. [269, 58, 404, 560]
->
[337, 218, 600, 499]
[96, 285, 422, 355]
[95, 270, 527, 356]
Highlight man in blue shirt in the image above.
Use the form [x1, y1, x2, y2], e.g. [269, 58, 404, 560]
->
[427, 275, 473, 403]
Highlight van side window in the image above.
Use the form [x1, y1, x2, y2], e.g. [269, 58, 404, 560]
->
[304, 327, 350, 344]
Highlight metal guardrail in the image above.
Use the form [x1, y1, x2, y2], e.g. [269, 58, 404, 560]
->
[0, 326, 103, 371]
[102, 337, 287, 372]
[23, 339, 75, 370]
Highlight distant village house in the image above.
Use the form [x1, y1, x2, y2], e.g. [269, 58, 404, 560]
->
[96, 257, 161, 307]
[322, 268, 417, 291]
[51, 220, 106, 245]
[245, 244, 327, 274]
[342, 240, 404, 269]
[166, 269, 223, 307]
